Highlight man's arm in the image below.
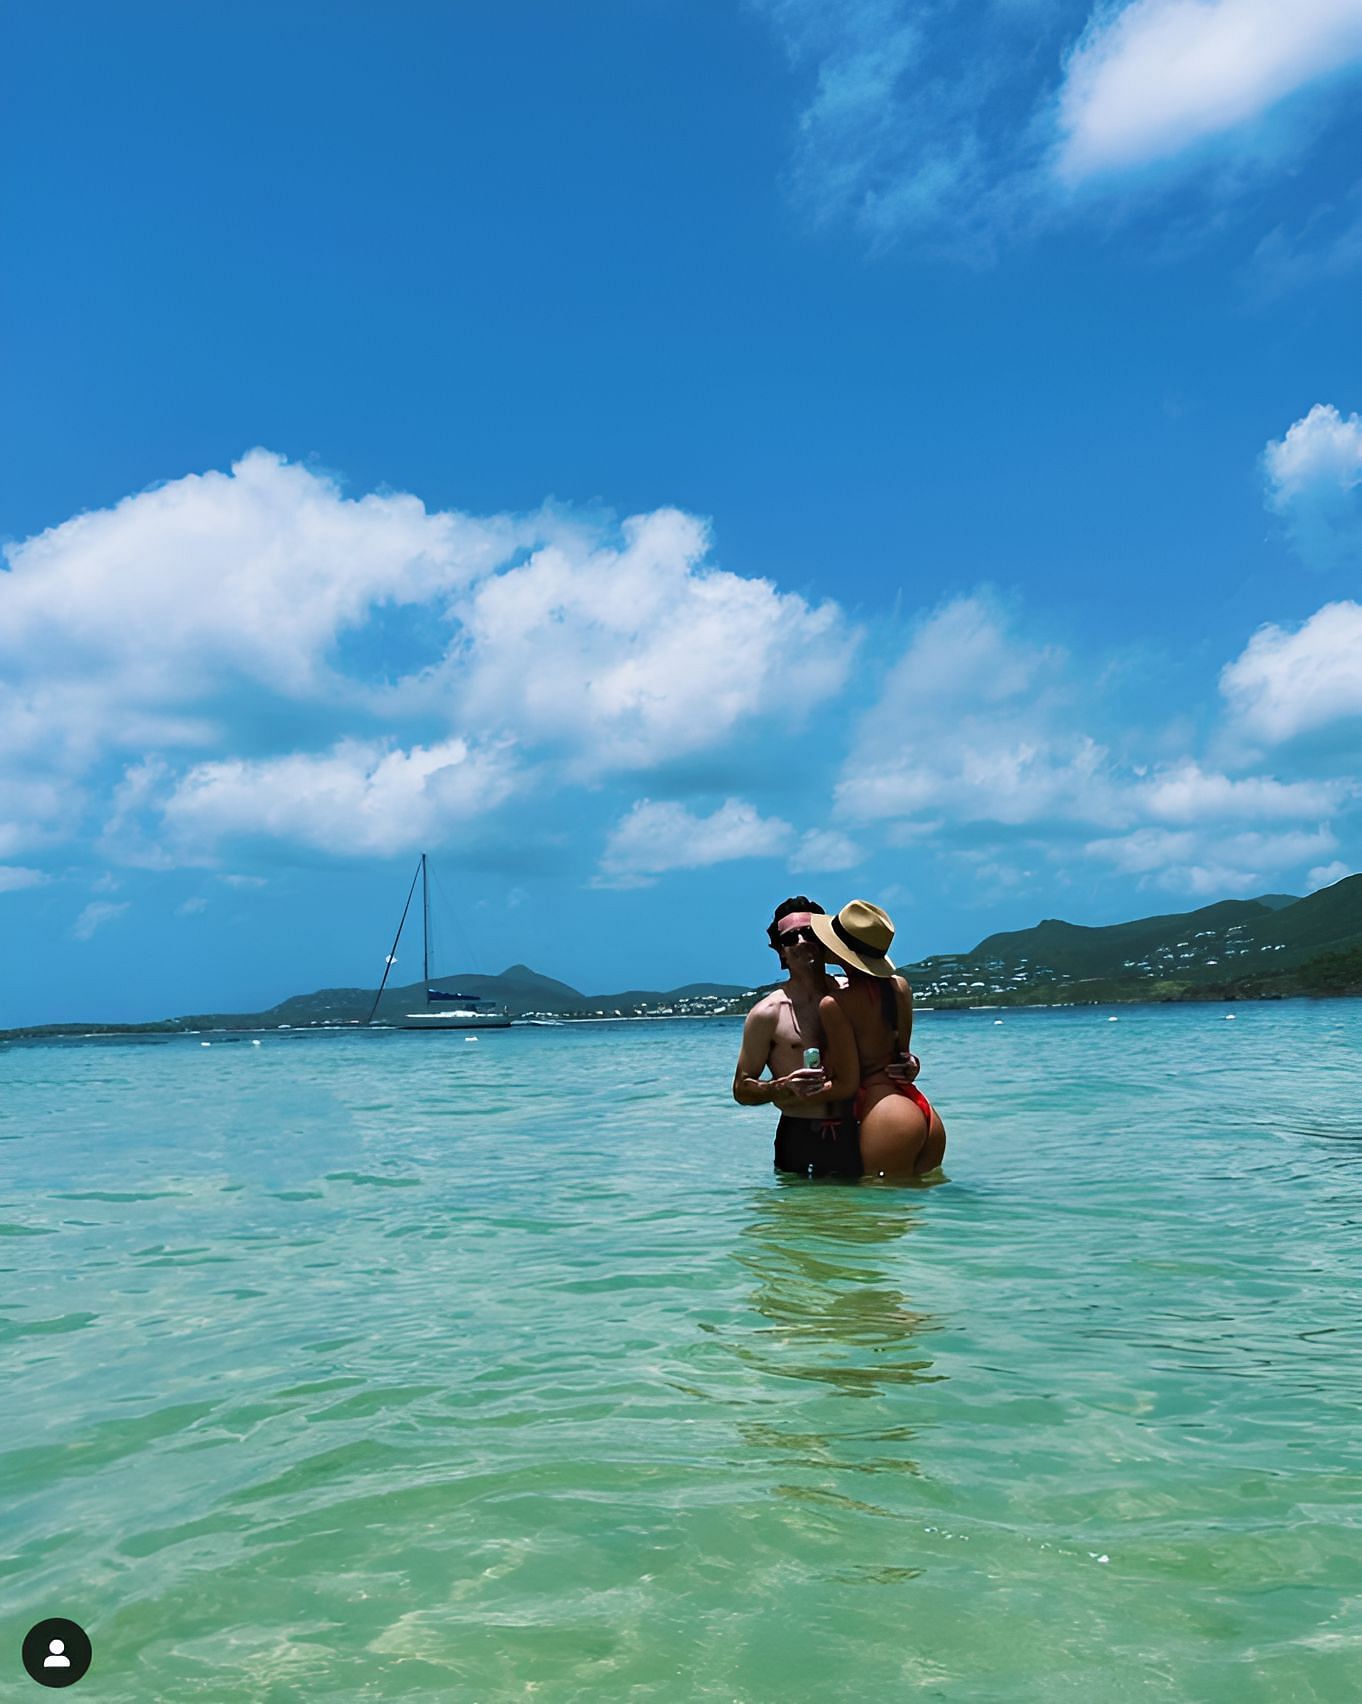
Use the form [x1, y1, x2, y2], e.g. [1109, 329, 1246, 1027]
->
[733, 995, 826, 1107]
[732, 1001, 780, 1105]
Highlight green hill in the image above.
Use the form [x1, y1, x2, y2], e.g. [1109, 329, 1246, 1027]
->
[172, 964, 754, 1029]
[965, 897, 1278, 981]
[1238, 875, 1362, 961]
[903, 874, 1362, 1004]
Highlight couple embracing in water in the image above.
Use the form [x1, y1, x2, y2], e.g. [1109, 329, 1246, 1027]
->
[733, 897, 947, 1181]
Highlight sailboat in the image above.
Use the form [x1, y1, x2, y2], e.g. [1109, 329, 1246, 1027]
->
[367, 853, 512, 1031]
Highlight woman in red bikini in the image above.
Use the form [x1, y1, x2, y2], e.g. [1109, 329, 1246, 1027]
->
[808, 900, 947, 1179]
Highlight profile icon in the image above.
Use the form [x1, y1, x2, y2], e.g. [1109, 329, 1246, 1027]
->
[21, 1618, 92, 1687]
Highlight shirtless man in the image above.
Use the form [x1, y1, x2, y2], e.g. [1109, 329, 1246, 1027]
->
[731, 896, 862, 1178]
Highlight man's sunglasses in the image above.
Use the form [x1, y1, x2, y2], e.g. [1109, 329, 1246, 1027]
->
[779, 926, 818, 946]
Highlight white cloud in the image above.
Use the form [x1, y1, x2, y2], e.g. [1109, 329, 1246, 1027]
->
[1056, 0, 1362, 181]
[837, 594, 1356, 900]
[756, 0, 1362, 248]
[97, 759, 179, 869]
[1135, 759, 1346, 821]
[452, 508, 854, 774]
[883, 819, 945, 846]
[1307, 859, 1351, 889]
[1214, 409, 1362, 746]
[597, 798, 794, 887]
[159, 738, 522, 858]
[0, 773, 82, 858]
[71, 900, 130, 941]
[842, 734, 1113, 826]
[0, 449, 517, 710]
[176, 896, 208, 917]
[1083, 824, 1338, 894]
[1263, 402, 1362, 567]
[1220, 600, 1362, 742]
[836, 597, 1120, 828]
[957, 850, 1042, 902]
[1, 451, 856, 866]
[794, 828, 863, 872]
[0, 451, 527, 860]
[0, 866, 49, 893]
[753, 0, 1040, 253]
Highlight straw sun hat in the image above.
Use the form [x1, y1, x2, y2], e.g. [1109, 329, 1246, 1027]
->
[807, 900, 897, 978]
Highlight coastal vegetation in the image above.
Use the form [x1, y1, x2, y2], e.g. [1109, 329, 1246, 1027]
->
[902, 875, 1362, 1010]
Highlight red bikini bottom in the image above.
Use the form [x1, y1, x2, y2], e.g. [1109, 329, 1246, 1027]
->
[854, 1078, 935, 1128]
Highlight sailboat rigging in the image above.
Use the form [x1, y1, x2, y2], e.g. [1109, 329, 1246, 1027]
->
[366, 853, 512, 1030]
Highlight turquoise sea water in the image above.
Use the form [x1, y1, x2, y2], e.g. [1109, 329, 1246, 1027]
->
[4, 1003, 1362, 1700]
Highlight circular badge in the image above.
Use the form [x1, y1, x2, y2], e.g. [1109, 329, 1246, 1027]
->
[21, 1620, 92, 1688]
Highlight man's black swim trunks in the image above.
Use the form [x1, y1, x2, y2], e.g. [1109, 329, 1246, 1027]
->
[774, 1110, 861, 1179]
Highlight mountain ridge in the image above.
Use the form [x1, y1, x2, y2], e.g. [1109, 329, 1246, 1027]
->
[946, 879, 1359, 983]
[900, 876, 1362, 1006]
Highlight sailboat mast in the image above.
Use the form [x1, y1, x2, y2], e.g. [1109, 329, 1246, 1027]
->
[422, 852, 430, 989]
[365, 855, 424, 1025]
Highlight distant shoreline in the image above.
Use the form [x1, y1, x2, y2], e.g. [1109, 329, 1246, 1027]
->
[0, 1012, 751, 1044]
[10, 875, 1358, 1046]
[6, 989, 1358, 1047]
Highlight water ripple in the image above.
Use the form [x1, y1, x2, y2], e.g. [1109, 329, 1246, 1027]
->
[4, 1009, 1362, 1697]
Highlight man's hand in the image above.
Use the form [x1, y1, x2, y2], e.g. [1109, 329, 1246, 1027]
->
[771, 1067, 830, 1104]
[884, 1051, 921, 1085]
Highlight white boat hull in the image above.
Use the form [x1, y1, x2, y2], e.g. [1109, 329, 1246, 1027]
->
[400, 1011, 512, 1030]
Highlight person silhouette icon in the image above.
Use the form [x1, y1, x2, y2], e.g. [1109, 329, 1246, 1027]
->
[22, 1616, 92, 1686]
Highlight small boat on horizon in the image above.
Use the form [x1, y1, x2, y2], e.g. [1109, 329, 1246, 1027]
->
[368, 854, 512, 1031]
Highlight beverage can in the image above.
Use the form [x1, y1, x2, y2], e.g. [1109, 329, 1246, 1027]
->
[803, 1047, 821, 1070]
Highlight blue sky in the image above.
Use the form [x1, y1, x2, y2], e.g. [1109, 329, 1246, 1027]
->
[4, 0, 1362, 1025]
